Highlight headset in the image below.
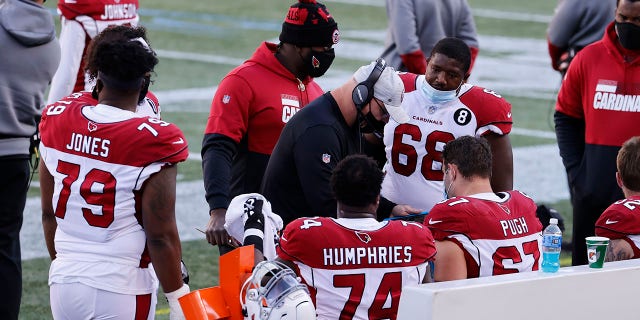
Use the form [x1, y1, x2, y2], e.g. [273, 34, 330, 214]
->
[352, 58, 386, 111]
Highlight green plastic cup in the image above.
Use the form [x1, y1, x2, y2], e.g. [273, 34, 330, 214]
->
[585, 236, 609, 268]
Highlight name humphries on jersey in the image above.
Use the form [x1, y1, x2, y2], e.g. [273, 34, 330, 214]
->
[100, 4, 137, 20]
[593, 80, 640, 112]
[323, 246, 412, 266]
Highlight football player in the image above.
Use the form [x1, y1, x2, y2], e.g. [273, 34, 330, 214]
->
[47, 0, 140, 105]
[426, 136, 542, 281]
[382, 37, 513, 213]
[595, 136, 640, 262]
[79, 25, 160, 119]
[40, 25, 189, 319]
[276, 155, 436, 319]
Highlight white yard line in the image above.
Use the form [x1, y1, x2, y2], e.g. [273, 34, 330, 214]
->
[324, 0, 552, 22]
[156, 32, 560, 101]
[155, 49, 244, 66]
[472, 8, 552, 23]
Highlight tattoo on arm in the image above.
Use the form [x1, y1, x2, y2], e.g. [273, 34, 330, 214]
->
[605, 240, 634, 262]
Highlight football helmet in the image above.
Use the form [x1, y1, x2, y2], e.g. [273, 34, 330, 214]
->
[241, 260, 315, 320]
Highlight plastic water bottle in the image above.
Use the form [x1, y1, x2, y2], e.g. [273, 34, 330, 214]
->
[541, 218, 562, 273]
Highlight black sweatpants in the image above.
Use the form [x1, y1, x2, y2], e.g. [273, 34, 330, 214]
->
[0, 157, 30, 320]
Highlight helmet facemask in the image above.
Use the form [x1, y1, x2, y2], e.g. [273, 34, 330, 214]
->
[241, 261, 316, 320]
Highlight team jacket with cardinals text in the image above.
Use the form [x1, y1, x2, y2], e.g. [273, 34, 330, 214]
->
[555, 22, 640, 210]
[202, 42, 324, 211]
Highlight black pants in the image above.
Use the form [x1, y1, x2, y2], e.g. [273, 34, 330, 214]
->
[570, 198, 609, 266]
[0, 157, 29, 320]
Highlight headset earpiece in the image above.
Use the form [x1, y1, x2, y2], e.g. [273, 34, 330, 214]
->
[352, 58, 387, 112]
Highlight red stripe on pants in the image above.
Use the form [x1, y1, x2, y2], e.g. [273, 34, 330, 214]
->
[135, 293, 152, 320]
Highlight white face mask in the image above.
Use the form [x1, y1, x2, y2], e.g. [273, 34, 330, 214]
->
[421, 79, 462, 104]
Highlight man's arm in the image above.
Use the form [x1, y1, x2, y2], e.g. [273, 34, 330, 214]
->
[142, 165, 184, 293]
[433, 240, 467, 281]
[554, 111, 585, 182]
[202, 73, 252, 247]
[456, 0, 480, 72]
[484, 133, 513, 191]
[605, 239, 634, 262]
[39, 160, 57, 261]
[46, 18, 86, 105]
[201, 134, 238, 246]
[546, 0, 581, 71]
[142, 164, 189, 319]
[387, 0, 426, 73]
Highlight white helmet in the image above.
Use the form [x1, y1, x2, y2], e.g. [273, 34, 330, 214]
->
[241, 260, 316, 320]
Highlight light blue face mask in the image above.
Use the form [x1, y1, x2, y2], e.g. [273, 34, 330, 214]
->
[421, 79, 461, 104]
[443, 168, 453, 199]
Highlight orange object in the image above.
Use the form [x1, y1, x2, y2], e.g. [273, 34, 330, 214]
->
[179, 245, 255, 320]
[180, 287, 230, 319]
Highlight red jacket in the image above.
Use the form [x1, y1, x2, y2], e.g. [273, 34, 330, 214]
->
[202, 42, 324, 210]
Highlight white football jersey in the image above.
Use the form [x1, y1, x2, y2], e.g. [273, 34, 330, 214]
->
[382, 75, 512, 212]
[40, 93, 187, 295]
[277, 217, 436, 320]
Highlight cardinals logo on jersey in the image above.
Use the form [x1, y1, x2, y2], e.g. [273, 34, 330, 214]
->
[499, 204, 511, 215]
[355, 231, 371, 243]
[87, 121, 98, 132]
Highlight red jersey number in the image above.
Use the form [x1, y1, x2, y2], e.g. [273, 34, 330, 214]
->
[55, 160, 116, 228]
[333, 272, 402, 320]
[391, 124, 455, 181]
[492, 239, 540, 275]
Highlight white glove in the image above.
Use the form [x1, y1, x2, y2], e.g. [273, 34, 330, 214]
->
[165, 283, 190, 320]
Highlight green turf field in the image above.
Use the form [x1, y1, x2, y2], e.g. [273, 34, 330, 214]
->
[21, 0, 573, 318]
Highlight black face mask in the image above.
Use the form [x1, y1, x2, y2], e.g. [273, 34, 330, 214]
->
[302, 48, 335, 78]
[616, 21, 640, 50]
[359, 110, 386, 139]
[138, 76, 151, 104]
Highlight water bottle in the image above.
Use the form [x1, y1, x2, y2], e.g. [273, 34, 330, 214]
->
[541, 218, 562, 273]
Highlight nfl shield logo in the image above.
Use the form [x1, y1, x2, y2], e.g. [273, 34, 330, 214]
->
[222, 95, 231, 104]
[87, 122, 98, 132]
[322, 153, 331, 164]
